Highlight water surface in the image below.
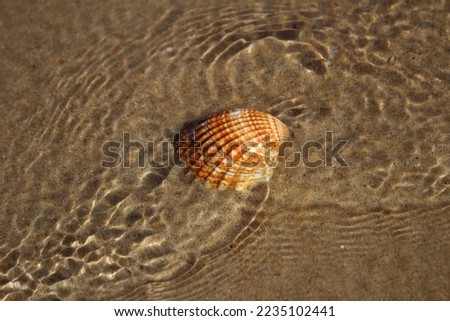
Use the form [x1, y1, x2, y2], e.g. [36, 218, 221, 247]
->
[0, 0, 449, 300]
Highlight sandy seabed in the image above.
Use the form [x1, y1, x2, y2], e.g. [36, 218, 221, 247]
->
[0, 0, 449, 300]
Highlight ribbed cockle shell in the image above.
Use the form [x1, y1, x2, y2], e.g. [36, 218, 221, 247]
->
[175, 109, 289, 190]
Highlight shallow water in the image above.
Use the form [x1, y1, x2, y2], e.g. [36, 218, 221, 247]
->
[0, 0, 449, 300]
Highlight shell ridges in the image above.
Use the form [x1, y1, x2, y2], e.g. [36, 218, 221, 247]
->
[176, 109, 289, 190]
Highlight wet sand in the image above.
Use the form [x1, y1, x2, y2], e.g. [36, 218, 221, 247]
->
[0, 0, 449, 300]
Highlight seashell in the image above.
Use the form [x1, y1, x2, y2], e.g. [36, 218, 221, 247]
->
[175, 109, 289, 190]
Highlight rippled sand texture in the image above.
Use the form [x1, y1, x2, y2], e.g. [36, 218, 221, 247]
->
[1, 0, 449, 300]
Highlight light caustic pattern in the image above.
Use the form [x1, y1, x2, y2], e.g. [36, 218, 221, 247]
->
[0, 1, 449, 300]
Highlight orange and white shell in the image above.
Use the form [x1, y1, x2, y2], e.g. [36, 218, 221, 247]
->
[175, 109, 289, 190]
